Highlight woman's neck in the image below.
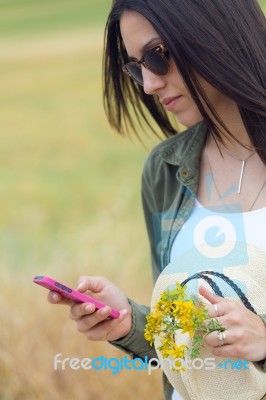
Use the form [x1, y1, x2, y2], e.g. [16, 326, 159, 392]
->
[211, 101, 253, 158]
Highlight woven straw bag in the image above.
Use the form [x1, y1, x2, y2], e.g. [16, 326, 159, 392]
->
[151, 244, 266, 400]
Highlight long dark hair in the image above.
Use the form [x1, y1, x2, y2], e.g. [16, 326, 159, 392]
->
[103, 0, 266, 163]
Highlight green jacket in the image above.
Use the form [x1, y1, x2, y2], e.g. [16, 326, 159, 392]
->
[111, 121, 266, 399]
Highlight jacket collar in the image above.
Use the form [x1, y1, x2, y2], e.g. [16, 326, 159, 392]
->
[160, 121, 208, 166]
[160, 121, 209, 191]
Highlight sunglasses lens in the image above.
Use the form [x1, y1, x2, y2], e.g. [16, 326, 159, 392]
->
[144, 49, 169, 75]
[125, 63, 143, 85]
[123, 46, 169, 85]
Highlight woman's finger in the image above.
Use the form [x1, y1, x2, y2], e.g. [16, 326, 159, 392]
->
[70, 302, 98, 320]
[199, 285, 224, 305]
[47, 291, 74, 306]
[204, 329, 231, 348]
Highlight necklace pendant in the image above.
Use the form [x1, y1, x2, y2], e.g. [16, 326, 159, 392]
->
[238, 160, 245, 194]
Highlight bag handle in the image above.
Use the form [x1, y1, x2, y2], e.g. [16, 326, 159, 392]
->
[181, 270, 257, 315]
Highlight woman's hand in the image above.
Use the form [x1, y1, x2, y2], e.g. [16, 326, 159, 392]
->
[48, 276, 132, 342]
[199, 285, 266, 362]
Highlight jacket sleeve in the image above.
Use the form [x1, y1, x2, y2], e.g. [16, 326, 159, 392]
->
[109, 299, 157, 360]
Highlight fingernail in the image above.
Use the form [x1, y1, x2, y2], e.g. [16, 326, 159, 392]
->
[85, 304, 94, 313]
[120, 309, 128, 318]
[101, 306, 110, 316]
[52, 293, 59, 301]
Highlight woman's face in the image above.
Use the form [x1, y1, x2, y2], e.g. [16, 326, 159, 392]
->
[120, 11, 227, 128]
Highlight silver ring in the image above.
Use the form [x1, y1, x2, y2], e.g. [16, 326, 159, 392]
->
[217, 331, 226, 346]
[222, 331, 227, 345]
[214, 304, 219, 318]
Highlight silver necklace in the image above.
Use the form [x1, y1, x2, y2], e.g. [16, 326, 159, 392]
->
[219, 146, 256, 194]
[206, 152, 266, 212]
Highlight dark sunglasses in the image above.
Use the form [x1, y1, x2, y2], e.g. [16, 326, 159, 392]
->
[122, 44, 169, 85]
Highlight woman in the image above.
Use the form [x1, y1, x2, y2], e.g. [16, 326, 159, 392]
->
[49, 1, 266, 399]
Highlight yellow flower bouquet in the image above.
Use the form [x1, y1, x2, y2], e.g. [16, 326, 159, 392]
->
[144, 282, 224, 369]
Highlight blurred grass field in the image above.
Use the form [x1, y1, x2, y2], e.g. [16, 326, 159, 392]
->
[0, 1, 265, 399]
[0, 1, 163, 399]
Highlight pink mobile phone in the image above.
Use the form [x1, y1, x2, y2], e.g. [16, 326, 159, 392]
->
[33, 275, 120, 319]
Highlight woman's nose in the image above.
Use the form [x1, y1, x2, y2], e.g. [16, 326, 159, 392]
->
[142, 66, 166, 95]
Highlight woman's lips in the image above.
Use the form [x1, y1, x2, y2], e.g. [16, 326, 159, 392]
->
[161, 96, 182, 111]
